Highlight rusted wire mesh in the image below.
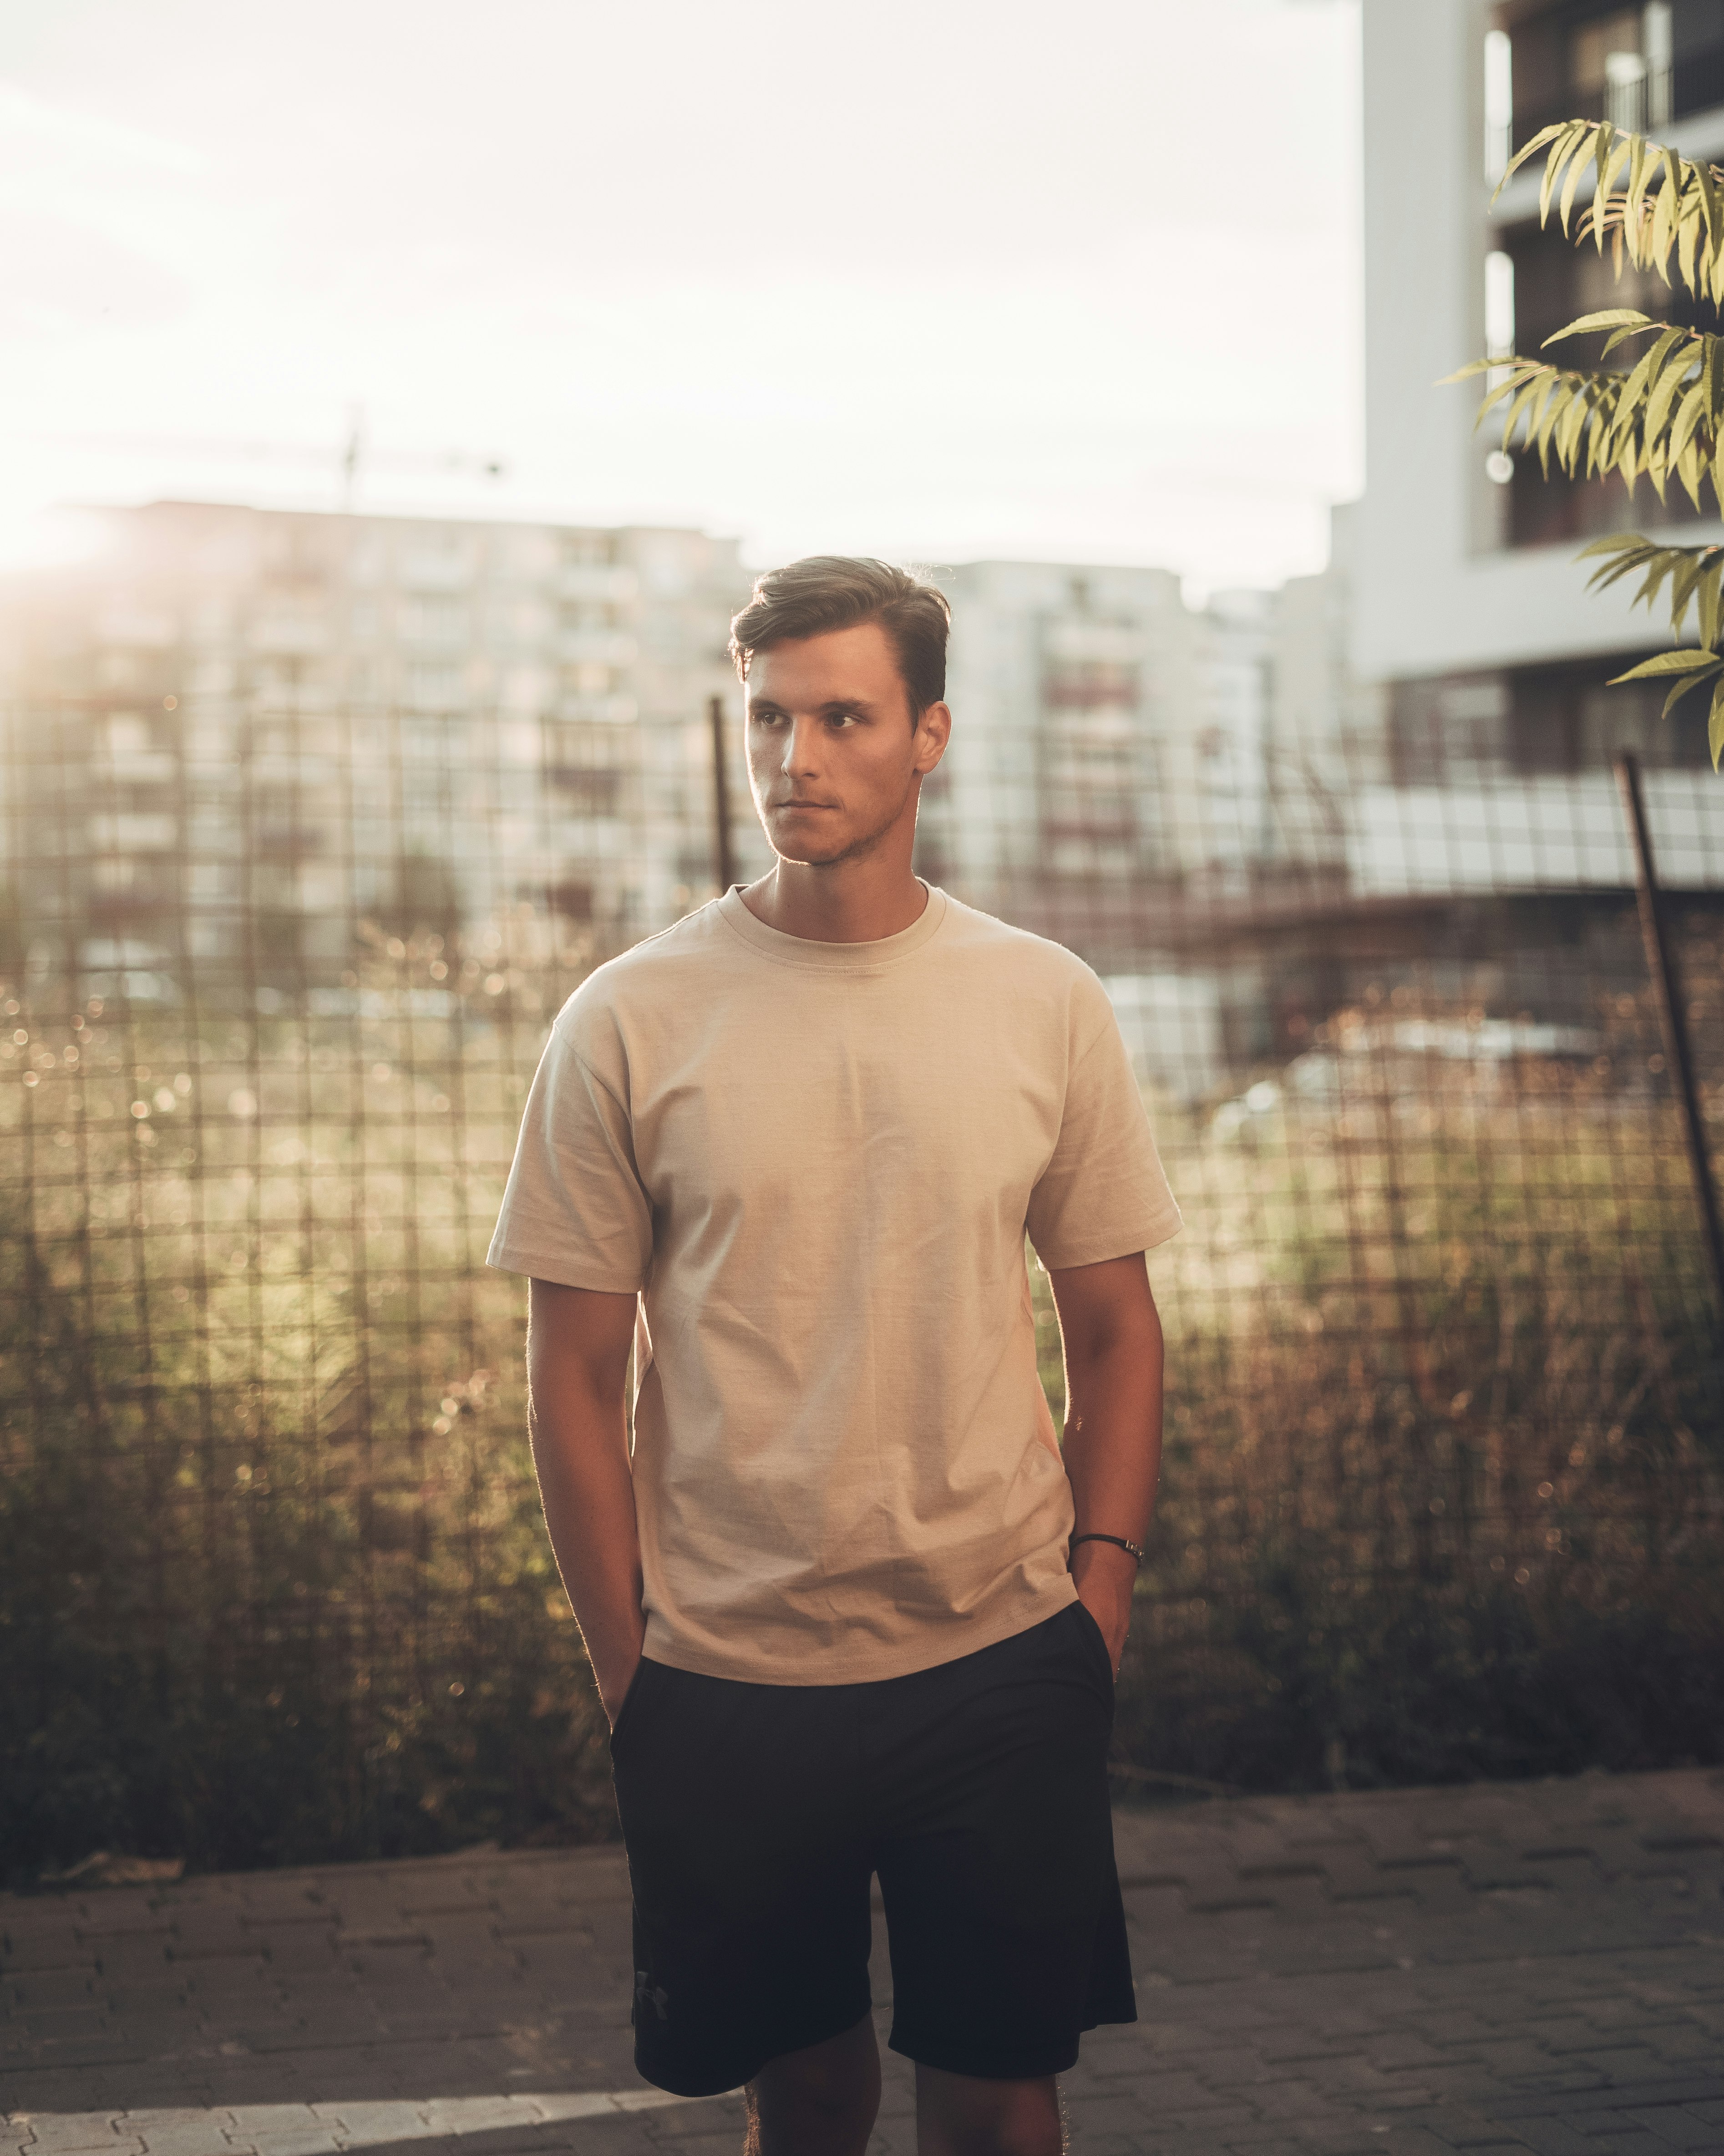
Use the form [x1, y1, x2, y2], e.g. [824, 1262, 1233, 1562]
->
[3, 570, 1723, 1874]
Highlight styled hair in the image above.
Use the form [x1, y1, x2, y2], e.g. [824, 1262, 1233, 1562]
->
[729, 556, 951, 721]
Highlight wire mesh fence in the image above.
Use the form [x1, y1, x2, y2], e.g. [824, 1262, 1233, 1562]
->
[3, 517, 1724, 1877]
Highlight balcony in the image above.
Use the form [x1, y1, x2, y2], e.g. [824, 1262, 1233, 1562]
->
[558, 564, 637, 603]
[559, 630, 637, 667]
[252, 822, 322, 860]
[1041, 621, 1146, 665]
[95, 608, 178, 649]
[1501, 453, 1706, 544]
[88, 813, 178, 852]
[397, 547, 476, 592]
[1387, 655, 1715, 786]
[1502, 6, 1724, 159]
[100, 747, 178, 784]
[249, 613, 328, 656]
[546, 766, 624, 813]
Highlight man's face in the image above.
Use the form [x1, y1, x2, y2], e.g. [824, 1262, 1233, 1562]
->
[745, 621, 949, 868]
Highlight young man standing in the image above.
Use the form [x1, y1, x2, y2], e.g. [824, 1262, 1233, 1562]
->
[488, 558, 1180, 2156]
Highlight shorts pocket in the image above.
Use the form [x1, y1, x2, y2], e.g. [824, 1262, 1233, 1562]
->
[608, 1655, 656, 1754]
[1070, 1598, 1117, 1690]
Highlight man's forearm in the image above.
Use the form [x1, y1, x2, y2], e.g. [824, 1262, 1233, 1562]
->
[1062, 1317, 1162, 1666]
[1049, 1254, 1165, 1667]
[527, 1281, 645, 1720]
[1062, 1327, 1163, 1545]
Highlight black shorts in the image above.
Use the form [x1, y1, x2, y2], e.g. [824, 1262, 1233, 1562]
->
[608, 1600, 1135, 2096]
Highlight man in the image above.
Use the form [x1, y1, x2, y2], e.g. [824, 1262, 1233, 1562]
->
[488, 557, 1180, 2156]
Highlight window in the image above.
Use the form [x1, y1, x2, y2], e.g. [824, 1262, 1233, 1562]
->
[406, 662, 465, 712]
[547, 766, 623, 814]
[400, 599, 469, 651]
[548, 880, 594, 920]
[1486, 29, 1515, 181]
[1498, 3, 1719, 156]
[1390, 658, 1713, 779]
[1044, 661, 1139, 710]
[1391, 675, 1511, 787]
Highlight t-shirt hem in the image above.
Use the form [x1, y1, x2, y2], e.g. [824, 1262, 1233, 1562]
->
[1032, 1207, 1184, 1270]
[639, 1579, 1082, 1687]
[485, 1241, 644, 1293]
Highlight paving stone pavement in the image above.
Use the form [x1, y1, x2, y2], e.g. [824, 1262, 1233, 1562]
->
[5, 1769, 1723, 2156]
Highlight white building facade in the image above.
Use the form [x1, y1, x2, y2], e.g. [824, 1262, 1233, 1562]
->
[1354, 0, 1724, 900]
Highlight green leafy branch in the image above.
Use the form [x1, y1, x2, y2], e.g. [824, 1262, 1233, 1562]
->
[1448, 310, 1724, 510]
[1509, 118, 1724, 302]
[1583, 535, 1724, 762]
[1442, 117, 1724, 768]
[1578, 532, 1724, 646]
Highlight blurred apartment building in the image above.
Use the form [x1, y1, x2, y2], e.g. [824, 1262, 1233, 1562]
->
[0, 501, 759, 998]
[1, 494, 1391, 1099]
[923, 556, 1374, 1095]
[930, 559, 1377, 932]
[1354, 0, 1724, 978]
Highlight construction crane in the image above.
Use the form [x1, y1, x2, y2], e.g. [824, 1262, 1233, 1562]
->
[51, 403, 509, 512]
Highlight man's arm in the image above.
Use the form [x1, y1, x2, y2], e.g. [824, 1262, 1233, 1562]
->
[1047, 1251, 1164, 1673]
[526, 1276, 645, 1724]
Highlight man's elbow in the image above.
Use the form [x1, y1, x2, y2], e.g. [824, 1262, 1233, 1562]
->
[1089, 1282, 1163, 1367]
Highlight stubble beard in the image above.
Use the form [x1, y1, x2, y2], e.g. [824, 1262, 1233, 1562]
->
[763, 775, 921, 871]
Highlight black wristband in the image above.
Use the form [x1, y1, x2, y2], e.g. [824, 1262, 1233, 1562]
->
[1070, 1531, 1144, 1566]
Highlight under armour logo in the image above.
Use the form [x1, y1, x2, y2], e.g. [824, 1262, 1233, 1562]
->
[634, 1969, 670, 2022]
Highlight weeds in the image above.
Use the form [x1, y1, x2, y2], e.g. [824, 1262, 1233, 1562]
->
[4, 942, 1722, 1877]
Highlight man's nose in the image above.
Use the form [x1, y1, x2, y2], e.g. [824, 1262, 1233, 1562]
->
[780, 715, 823, 775]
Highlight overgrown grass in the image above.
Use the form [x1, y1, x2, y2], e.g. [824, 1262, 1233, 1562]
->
[1089, 1007, 1724, 1794]
[4, 959, 1722, 1878]
[1, 952, 617, 1880]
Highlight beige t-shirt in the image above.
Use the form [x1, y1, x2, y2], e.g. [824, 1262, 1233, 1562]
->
[488, 886, 1181, 1684]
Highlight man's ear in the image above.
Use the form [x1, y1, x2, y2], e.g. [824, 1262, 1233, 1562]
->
[913, 701, 952, 774]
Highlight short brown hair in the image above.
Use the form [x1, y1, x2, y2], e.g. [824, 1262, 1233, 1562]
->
[729, 556, 951, 721]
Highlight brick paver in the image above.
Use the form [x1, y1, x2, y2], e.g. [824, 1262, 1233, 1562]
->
[4, 1769, 1722, 2153]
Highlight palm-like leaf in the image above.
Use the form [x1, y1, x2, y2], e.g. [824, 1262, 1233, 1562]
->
[1443, 119, 1724, 768]
[1578, 537, 1724, 764]
[1502, 119, 1724, 304]
[1445, 316, 1724, 514]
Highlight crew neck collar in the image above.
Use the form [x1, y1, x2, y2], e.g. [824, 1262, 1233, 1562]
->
[715, 883, 948, 972]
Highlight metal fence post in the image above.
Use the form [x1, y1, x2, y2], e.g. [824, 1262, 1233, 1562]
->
[1614, 750, 1724, 1320]
[710, 693, 736, 896]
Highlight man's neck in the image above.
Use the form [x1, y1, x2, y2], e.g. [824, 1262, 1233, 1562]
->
[739, 856, 929, 945]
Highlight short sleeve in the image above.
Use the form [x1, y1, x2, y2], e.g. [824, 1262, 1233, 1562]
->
[1024, 986, 1182, 1270]
[486, 1020, 653, 1291]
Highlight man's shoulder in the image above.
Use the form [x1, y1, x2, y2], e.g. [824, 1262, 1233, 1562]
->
[931, 893, 1108, 998]
[550, 902, 727, 1046]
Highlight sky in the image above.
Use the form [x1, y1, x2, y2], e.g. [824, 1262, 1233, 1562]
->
[0, 0, 1364, 592]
